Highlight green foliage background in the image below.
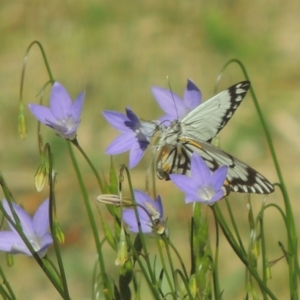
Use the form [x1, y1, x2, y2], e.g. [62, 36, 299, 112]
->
[0, 0, 299, 299]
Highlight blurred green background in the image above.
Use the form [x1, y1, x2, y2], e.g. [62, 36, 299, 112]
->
[1, 0, 300, 299]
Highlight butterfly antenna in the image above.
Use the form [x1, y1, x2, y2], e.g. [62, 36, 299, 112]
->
[167, 76, 179, 120]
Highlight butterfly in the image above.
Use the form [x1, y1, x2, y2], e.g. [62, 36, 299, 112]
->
[155, 81, 274, 195]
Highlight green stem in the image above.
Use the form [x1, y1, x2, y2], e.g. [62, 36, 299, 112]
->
[210, 206, 221, 299]
[47, 144, 70, 299]
[20, 41, 54, 103]
[219, 59, 298, 298]
[167, 240, 189, 280]
[225, 198, 246, 254]
[67, 141, 110, 298]
[259, 213, 268, 300]
[213, 203, 241, 251]
[214, 204, 277, 299]
[174, 269, 194, 299]
[126, 237, 162, 299]
[0, 284, 13, 300]
[72, 138, 104, 192]
[18, 41, 54, 138]
[0, 267, 16, 300]
[162, 236, 178, 298]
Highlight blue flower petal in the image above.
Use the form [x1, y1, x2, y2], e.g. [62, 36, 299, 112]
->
[50, 82, 73, 120]
[28, 104, 57, 125]
[129, 143, 146, 168]
[2, 200, 34, 236]
[125, 107, 140, 124]
[152, 79, 202, 122]
[122, 209, 152, 233]
[71, 91, 85, 122]
[39, 232, 53, 255]
[155, 195, 164, 218]
[151, 87, 185, 120]
[32, 199, 50, 237]
[0, 231, 21, 252]
[170, 174, 197, 194]
[210, 190, 225, 203]
[183, 79, 201, 111]
[185, 193, 202, 204]
[106, 131, 135, 154]
[190, 153, 211, 186]
[211, 165, 228, 191]
[102, 110, 129, 132]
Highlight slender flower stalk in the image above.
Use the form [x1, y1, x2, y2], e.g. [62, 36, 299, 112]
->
[67, 142, 110, 298]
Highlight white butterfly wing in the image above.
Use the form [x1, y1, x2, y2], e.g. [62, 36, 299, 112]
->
[165, 137, 274, 194]
[180, 81, 250, 141]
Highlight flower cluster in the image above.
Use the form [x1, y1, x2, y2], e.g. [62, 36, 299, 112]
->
[102, 79, 201, 168]
[27, 80, 228, 237]
[99, 79, 228, 234]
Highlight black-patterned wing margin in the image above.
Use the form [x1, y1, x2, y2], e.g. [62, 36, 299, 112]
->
[156, 137, 274, 195]
[181, 81, 251, 142]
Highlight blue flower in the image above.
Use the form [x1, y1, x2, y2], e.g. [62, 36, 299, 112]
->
[0, 198, 53, 257]
[28, 82, 85, 140]
[170, 153, 228, 205]
[122, 190, 166, 234]
[151, 79, 201, 123]
[102, 107, 157, 168]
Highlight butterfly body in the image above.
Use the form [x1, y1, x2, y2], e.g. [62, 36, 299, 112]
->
[156, 81, 274, 195]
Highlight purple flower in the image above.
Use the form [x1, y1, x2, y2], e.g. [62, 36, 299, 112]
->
[28, 82, 84, 140]
[170, 153, 228, 205]
[123, 190, 165, 234]
[151, 79, 201, 123]
[0, 199, 53, 257]
[102, 107, 157, 168]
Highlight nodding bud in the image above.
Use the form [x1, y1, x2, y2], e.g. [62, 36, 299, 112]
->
[252, 239, 260, 259]
[54, 219, 65, 244]
[189, 274, 197, 298]
[18, 103, 27, 139]
[34, 157, 49, 192]
[115, 228, 129, 266]
[266, 263, 272, 280]
[6, 253, 14, 267]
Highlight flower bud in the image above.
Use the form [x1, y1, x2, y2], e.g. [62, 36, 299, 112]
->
[18, 103, 27, 139]
[54, 219, 65, 244]
[34, 158, 49, 192]
[115, 228, 129, 266]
